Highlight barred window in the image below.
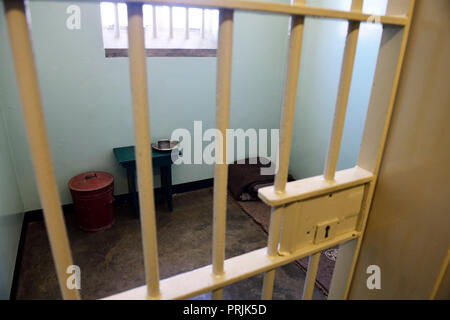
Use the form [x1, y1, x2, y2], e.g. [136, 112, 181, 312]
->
[100, 2, 219, 57]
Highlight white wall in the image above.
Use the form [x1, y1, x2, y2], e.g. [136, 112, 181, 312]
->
[289, 0, 387, 179]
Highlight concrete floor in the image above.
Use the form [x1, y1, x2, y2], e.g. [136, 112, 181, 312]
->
[14, 188, 326, 300]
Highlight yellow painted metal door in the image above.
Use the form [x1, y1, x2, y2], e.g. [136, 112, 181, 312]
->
[3, 0, 415, 300]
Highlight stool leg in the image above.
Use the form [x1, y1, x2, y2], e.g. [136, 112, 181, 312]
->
[127, 166, 139, 217]
[160, 165, 173, 212]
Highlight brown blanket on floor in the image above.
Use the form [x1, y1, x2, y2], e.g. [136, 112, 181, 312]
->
[228, 157, 293, 201]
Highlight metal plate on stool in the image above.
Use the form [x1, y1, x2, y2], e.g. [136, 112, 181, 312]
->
[151, 139, 179, 152]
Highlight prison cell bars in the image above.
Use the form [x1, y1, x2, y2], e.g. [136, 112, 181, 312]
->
[262, 0, 305, 300]
[146, 5, 208, 41]
[123, 0, 407, 43]
[302, 251, 321, 300]
[111, 0, 413, 300]
[111, 4, 208, 41]
[264, 0, 363, 301]
[3, 0, 415, 300]
[329, 0, 416, 299]
[143, 0, 407, 25]
[3, 0, 79, 300]
[300, 0, 364, 301]
[323, 0, 363, 181]
[211, 8, 234, 300]
[112, 3, 412, 298]
[127, 3, 161, 299]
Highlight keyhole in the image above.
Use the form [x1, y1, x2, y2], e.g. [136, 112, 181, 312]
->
[325, 225, 331, 238]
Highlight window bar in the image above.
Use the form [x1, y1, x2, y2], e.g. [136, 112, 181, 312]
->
[169, 6, 174, 39]
[302, 252, 321, 299]
[201, 8, 205, 39]
[114, 3, 120, 38]
[3, 0, 79, 300]
[211, 9, 234, 300]
[152, 5, 158, 38]
[185, 7, 190, 39]
[127, 2, 161, 299]
[323, 0, 363, 181]
[261, 205, 282, 299]
[261, 0, 306, 300]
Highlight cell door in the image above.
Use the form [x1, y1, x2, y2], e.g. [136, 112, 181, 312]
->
[3, 0, 415, 300]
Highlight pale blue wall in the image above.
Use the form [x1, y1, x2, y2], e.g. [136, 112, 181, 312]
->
[0, 0, 386, 207]
[0, 0, 288, 211]
[0, 0, 386, 298]
[289, 0, 387, 179]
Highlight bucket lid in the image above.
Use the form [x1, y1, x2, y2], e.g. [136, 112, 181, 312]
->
[68, 171, 114, 192]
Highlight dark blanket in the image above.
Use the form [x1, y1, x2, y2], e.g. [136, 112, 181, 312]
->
[228, 157, 293, 201]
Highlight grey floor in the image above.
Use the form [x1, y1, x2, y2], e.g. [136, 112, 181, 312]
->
[15, 188, 326, 300]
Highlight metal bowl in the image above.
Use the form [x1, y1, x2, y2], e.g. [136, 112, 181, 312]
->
[151, 139, 179, 152]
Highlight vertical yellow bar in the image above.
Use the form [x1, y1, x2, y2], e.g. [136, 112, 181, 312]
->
[323, 0, 363, 181]
[302, 252, 321, 300]
[305, 0, 363, 300]
[261, 264, 276, 300]
[127, 2, 160, 299]
[262, 0, 306, 300]
[212, 9, 234, 300]
[3, 0, 79, 300]
[273, 1, 306, 192]
[266, 206, 283, 257]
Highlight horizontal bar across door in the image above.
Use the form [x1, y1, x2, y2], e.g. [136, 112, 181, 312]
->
[110, 0, 408, 26]
[104, 231, 360, 300]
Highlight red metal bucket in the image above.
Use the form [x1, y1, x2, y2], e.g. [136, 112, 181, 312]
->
[68, 171, 115, 232]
